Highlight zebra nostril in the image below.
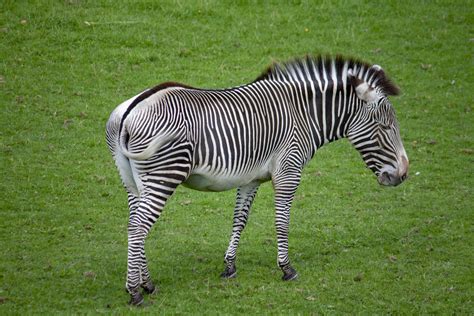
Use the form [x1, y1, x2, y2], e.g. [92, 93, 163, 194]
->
[378, 171, 392, 185]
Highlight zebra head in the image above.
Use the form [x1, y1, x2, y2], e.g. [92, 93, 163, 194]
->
[347, 65, 409, 186]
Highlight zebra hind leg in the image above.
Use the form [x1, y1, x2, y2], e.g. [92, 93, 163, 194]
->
[125, 168, 189, 306]
[125, 193, 158, 297]
[221, 182, 260, 279]
[139, 248, 158, 295]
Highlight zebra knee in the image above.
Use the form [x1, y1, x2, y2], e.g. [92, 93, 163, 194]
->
[224, 252, 236, 264]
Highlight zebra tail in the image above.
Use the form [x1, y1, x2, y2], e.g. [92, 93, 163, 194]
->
[119, 129, 175, 161]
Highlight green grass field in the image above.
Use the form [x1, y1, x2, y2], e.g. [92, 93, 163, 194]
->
[1, 0, 473, 314]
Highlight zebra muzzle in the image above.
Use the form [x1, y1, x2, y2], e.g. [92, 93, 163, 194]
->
[378, 171, 400, 186]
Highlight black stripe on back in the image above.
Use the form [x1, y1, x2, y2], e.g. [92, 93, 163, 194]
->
[118, 81, 194, 140]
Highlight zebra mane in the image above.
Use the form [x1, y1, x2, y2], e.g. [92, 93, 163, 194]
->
[254, 55, 400, 96]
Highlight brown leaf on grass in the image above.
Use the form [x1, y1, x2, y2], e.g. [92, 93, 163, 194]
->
[94, 175, 106, 183]
[83, 271, 96, 279]
[180, 199, 192, 206]
[372, 48, 382, 54]
[305, 296, 316, 301]
[63, 119, 73, 128]
[388, 255, 397, 262]
[0, 297, 8, 304]
[409, 227, 420, 235]
[263, 238, 273, 245]
[421, 64, 432, 70]
[461, 148, 473, 155]
[353, 273, 363, 282]
[84, 224, 93, 231]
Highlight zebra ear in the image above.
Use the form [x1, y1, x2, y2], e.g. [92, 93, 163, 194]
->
[348, 69, 379, 103]
[371, 64, 383, 72]
[371, 65, 401, 96]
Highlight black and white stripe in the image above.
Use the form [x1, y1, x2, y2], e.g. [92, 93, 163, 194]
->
[106, 55, 408, 305]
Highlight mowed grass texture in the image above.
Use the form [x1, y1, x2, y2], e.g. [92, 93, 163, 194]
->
[1, 0, 473, 314]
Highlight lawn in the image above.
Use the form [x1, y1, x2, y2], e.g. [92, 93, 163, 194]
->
[1, 0, 473, 314]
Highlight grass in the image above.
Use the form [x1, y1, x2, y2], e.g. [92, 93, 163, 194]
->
[1, 0, 473, 314]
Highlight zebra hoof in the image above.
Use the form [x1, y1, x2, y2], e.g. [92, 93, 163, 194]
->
[128, 291, 144, 306]
[142, 281, 158, 295]
[220, 263, 237, 279]
[281, 265, 298, 281]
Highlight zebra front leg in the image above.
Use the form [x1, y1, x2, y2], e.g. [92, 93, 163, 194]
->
[273, 168, 301, 281]
[222, 182, 260, 278]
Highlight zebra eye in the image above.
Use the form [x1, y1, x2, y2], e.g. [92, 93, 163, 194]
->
[380, 123, 392, 131]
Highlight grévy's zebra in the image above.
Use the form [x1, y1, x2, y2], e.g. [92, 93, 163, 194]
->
[106, 55, 409, 305]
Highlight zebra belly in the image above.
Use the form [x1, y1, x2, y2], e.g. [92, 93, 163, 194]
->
[183, 168, 271, 192]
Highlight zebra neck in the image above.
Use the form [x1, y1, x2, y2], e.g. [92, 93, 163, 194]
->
[291, 80, 359, 154]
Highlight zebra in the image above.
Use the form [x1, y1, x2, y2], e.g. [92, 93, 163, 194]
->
[106, 55, 409, 305]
